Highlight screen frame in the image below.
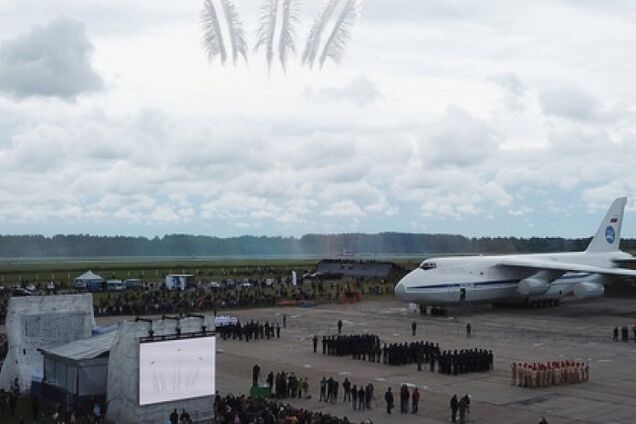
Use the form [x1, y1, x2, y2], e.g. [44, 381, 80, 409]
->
[138, 331, 216, 406]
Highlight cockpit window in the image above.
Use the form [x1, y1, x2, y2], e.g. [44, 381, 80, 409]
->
[420, 261, 436, 270]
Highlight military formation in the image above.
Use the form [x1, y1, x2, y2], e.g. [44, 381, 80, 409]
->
[511, 360, 589, 388]
[320, 334, 493, 376]
[437, 349, 494, 375]
[321, 334, 380, 358]
[217, 320, 281, 341]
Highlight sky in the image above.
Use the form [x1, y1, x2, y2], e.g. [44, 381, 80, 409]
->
[0, 0, 635, 239]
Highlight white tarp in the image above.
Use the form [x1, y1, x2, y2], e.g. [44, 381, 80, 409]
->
[0, 294, 95, 392]
[41, 331, 116, 361]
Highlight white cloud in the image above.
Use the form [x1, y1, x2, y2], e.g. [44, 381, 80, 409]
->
[0, 1, 635, 238]
[0, 17, 103, 99]
[305, 74, 382, 107]
[491, 73, 525, 111]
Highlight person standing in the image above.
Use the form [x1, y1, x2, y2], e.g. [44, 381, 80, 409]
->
[450, 394, 458, 423]
[358, 385, 366, 411]
[252, 364, 261, 387]
[400, 384, 410, 414]
[169, 409, 179, 424]
[337, 319, 343, 334]
[276, 323, 281, 339]
[384, 387, 394, 414]
[411, 387, 420, 414]
[313, 335, 318, 353]
[351, 384, 358, 410]
[412, 321, 417, 337]
[466, 323, 472, 338]
[343, 378, 351, 402]
[613, 326, 619, 341]
[459, 394, 470, 424]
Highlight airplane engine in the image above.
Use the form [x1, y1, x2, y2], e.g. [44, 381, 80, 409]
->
[517, 277, 549, 296]
[573, 281, 605, 299]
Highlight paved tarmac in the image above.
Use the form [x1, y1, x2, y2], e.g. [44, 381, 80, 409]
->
[203, 297, 636, 424]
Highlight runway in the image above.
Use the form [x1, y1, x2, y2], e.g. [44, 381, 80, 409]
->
[205, 297, 636, 424]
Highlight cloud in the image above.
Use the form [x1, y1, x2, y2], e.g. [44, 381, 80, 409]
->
[0, 16, 103, 99]
[491, 73, 525, 111]
[539, 87, 606, 122]
[423, 105, 501, 166]
[305, 74, 382, 107]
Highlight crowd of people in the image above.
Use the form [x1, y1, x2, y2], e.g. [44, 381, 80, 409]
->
[321, 334, 380, 358]
[213, 394, 358, 424]
[511, 360, 589, 388]
[218, 320, 281, 341]
[612, 326, 636, 342]
[169, 408, 193, 424]
[437, 349, 494, 375]
[320, 333, 493, 376]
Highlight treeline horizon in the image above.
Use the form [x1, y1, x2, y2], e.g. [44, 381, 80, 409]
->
[1, 233, 635, 258]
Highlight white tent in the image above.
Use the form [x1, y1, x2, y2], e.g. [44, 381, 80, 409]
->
[74, 271, 104, 290]
[42, 331, 116, 397]
[0, 294, 95, 392]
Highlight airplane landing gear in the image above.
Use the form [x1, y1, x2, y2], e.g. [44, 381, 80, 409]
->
[527, 299, 561, 308]
[419, 305, 448, 316]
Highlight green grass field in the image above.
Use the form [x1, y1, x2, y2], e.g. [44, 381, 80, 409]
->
[0, 257, 421, 288]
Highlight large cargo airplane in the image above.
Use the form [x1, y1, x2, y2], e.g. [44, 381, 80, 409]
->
[394, 197, 636, 308]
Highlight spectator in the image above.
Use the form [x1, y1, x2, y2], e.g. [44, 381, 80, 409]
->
[411, 387, 420, 414]
[384, 387, 394, 414]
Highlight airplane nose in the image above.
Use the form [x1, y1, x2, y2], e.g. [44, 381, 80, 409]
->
[394, 281, 406, 298]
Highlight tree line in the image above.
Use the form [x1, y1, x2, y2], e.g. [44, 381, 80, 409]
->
[0, 233, 634, 258]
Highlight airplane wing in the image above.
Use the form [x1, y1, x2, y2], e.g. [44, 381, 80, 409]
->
[497, 258, 636, 277]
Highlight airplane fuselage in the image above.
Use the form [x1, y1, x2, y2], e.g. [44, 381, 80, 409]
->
[394, 250, 633, 306]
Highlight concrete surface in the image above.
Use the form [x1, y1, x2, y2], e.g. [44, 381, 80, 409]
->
[184, 297, 636, 424]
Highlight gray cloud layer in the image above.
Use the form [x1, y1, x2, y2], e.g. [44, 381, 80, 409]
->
[0, 16, 103, 99]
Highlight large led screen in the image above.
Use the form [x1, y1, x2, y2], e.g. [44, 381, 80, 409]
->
[139, 336, 216, 405]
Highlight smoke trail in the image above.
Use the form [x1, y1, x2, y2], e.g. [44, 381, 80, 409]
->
[302, 0, 339, 69]
[319, 0, 362, 68]
[221, 0, 248, 65]
[255, 0, 279, 72]
[278, 0, 301, 72]
[201, 0, 228, 64]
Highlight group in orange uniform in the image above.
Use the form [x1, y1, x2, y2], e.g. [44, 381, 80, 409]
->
[511, 360, 589, 388]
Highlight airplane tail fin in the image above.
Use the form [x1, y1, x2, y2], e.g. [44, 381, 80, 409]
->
[585, 197, 627, 253]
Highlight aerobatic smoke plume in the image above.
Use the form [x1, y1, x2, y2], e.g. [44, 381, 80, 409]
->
[201, 0, 248, 65]
[200, 0, 363, 71]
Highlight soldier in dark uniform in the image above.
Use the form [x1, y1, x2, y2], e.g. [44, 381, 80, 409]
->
[343, 377, 351, 402]
[352, 384, 358, 410]
[337, 319, 343, 334]
[358, 385, 366, 410]
[613, 326, 619, 341]
[322, 336, 327, 354]
[384, 387, 394, 414]
[252, 363, 260, 387]
[313, 335, 318, 353]
[412, 321, 417, 336]
[276, 322, 281, 338]
[450, 394, 458, 423]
